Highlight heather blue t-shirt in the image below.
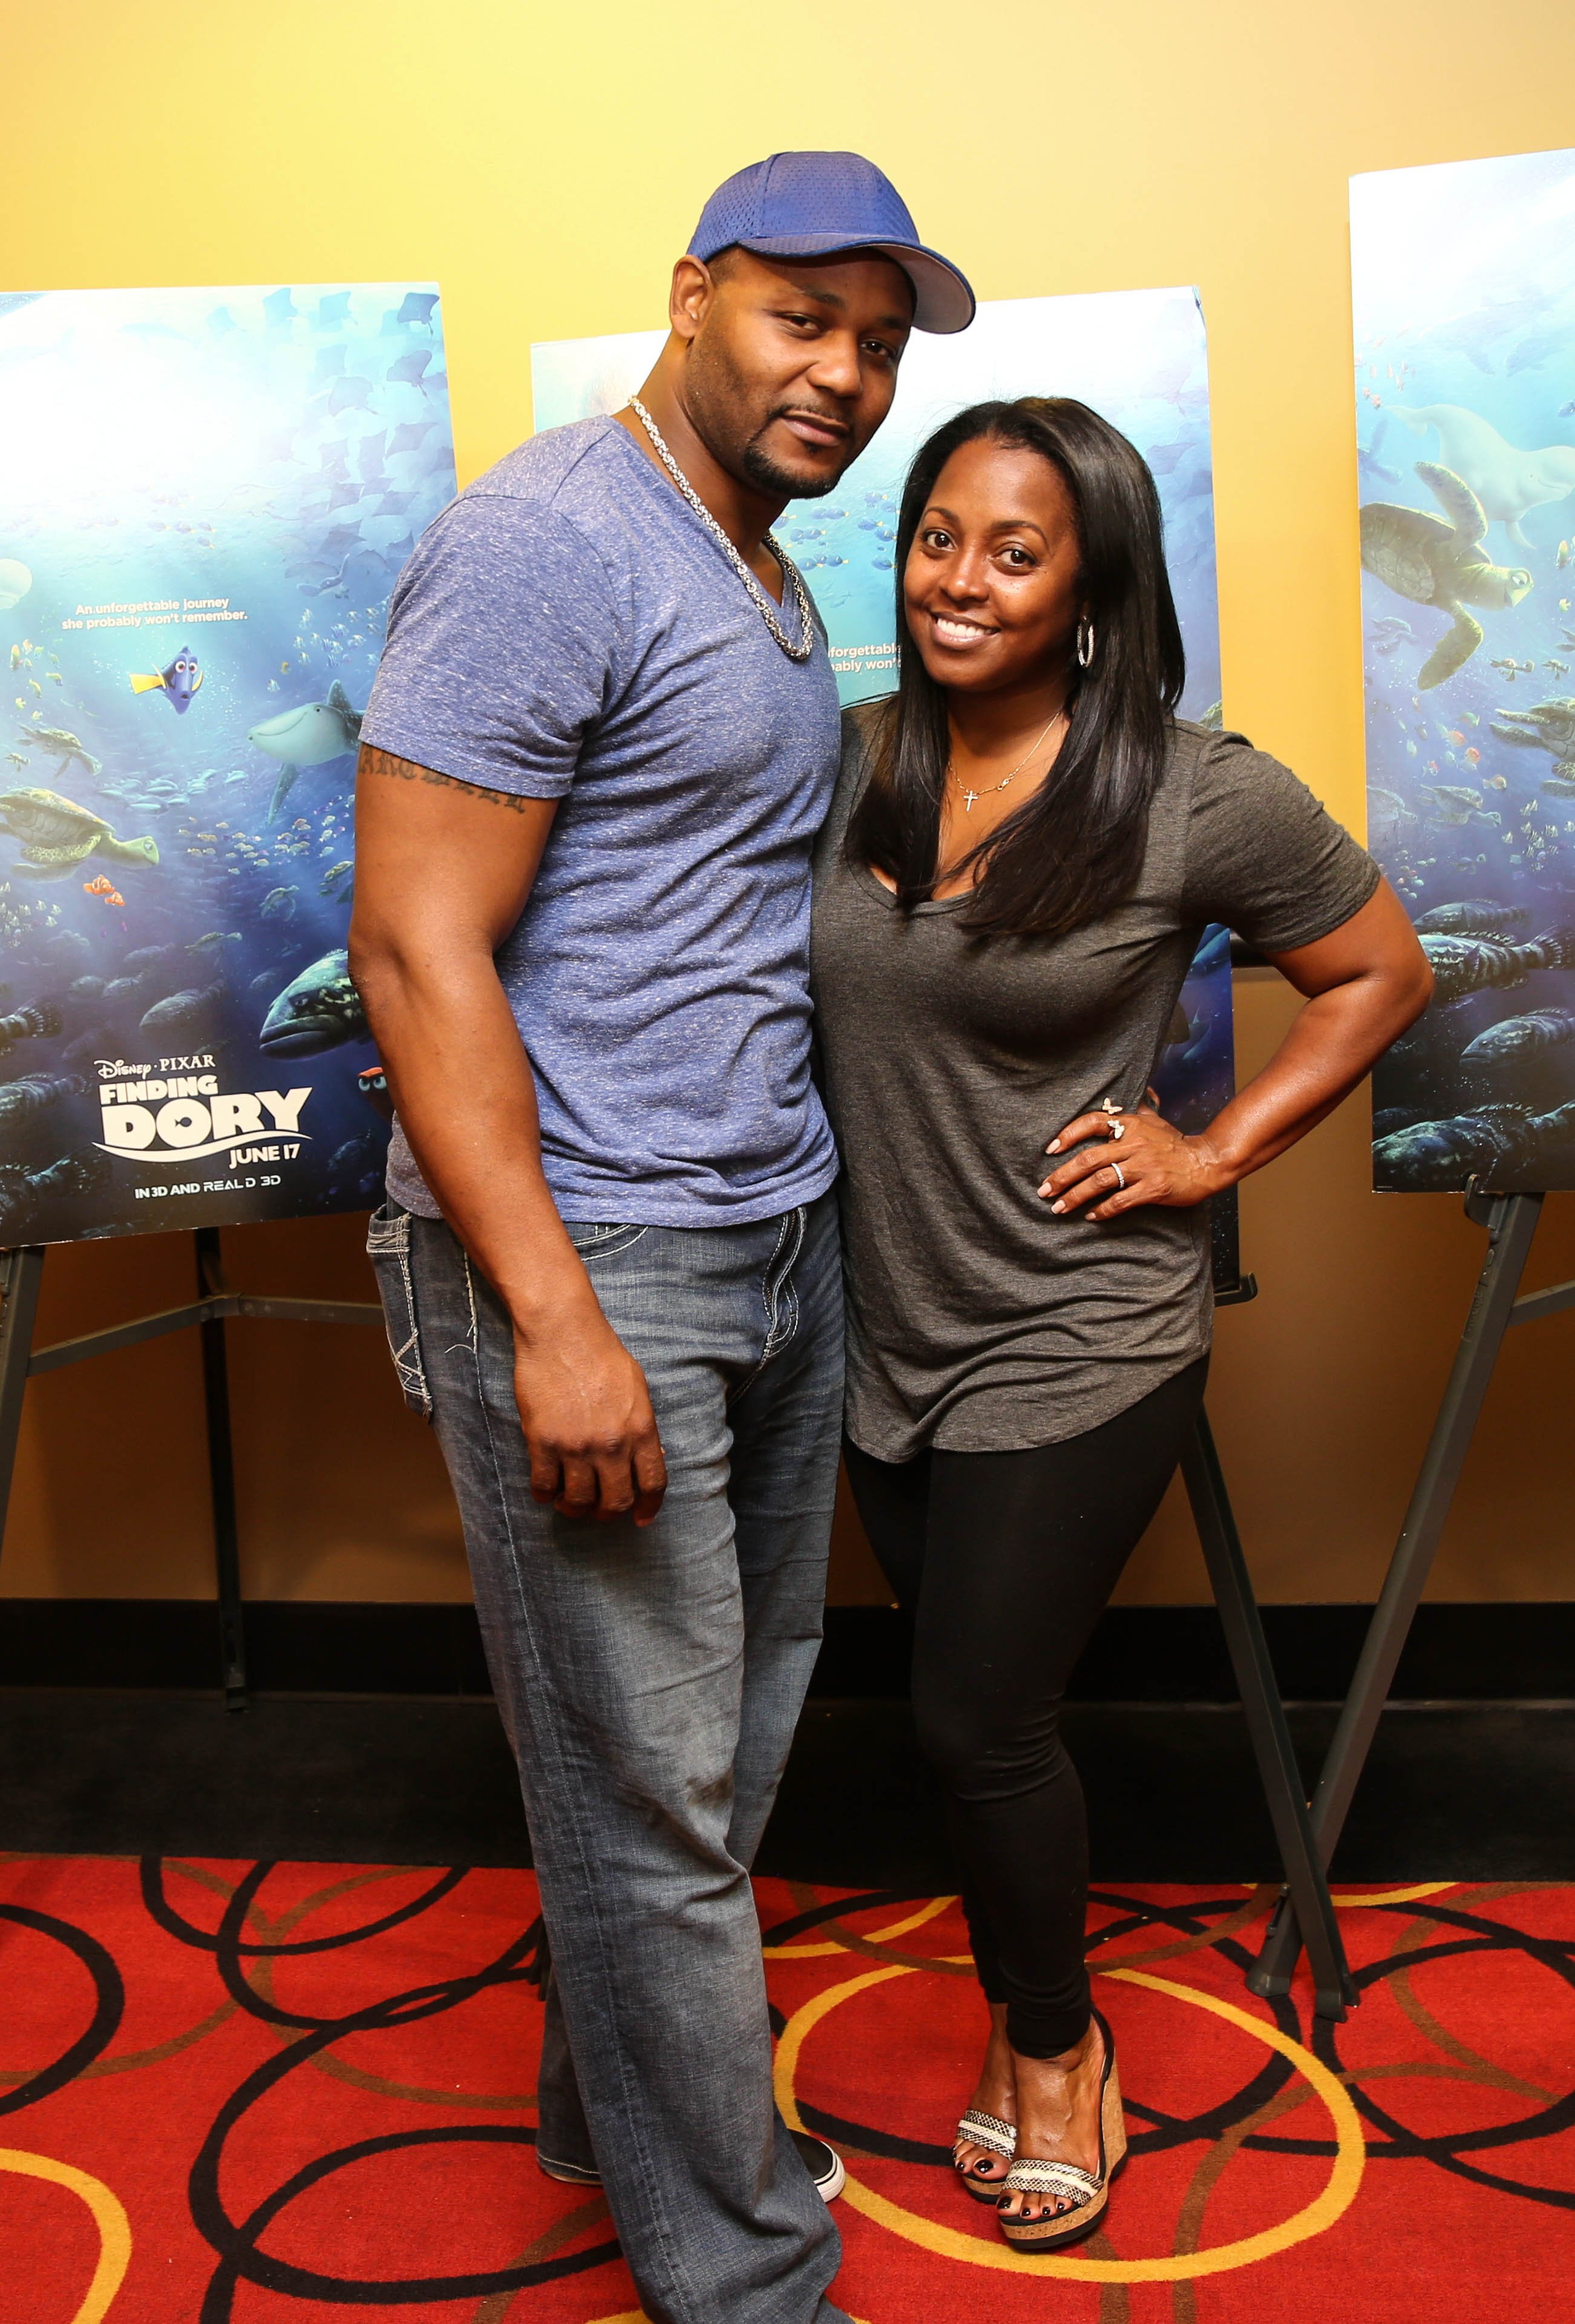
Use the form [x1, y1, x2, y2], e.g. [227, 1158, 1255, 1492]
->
[361, 415, 842, 1225]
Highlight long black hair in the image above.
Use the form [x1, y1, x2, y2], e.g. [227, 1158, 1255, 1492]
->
[847, 396, 1185, 937]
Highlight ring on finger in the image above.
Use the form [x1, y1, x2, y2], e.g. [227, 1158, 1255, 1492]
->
[1108, 1118, 1125, 1141]
[1110, 1161, 1125, 1190]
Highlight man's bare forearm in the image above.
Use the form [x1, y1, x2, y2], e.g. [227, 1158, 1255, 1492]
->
[352, 943, 591, 1327]
[349, 746, 593, 1331]
[352, 744, 665, 1520]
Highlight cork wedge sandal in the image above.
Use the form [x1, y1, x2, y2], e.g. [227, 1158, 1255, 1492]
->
[952, 2107, 1017, 2203]
[996, 2011, 1126, 2252]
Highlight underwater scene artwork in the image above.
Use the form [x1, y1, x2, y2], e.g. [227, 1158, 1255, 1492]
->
[0, 281, 455, 1241]
[533, 288, 1242, 1287]
[1353, 149, 1575, 1191]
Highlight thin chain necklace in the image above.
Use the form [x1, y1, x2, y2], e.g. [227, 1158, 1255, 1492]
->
[950, 707, 1067, 812]
[629, 397, 816, 662]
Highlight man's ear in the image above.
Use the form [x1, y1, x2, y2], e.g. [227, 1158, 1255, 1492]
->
[669, 256, 716, 345]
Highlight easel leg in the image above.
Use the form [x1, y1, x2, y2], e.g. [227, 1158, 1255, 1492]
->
[1182, 1410, 1354, 2017]
[1250, 1187, 1542, 1995]
[0, 1247, 45, 1589]
[195, 1227, 247, 1712]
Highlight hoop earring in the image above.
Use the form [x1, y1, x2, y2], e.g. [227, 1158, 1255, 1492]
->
[1076, 615, 1095, 671]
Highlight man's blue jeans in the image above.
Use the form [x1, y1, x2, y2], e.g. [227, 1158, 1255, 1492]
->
[367, 1192, 849, 2324]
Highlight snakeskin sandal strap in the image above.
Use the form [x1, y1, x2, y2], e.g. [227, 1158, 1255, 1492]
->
[954, 2108, 1016, 2161]
[1001, 2155, 1102, 2207]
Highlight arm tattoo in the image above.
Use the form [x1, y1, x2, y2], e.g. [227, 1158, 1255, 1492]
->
[359, 743, 535, 812]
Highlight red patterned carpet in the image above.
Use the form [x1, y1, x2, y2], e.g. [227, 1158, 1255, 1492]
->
[4, 1856, 1574, 2322]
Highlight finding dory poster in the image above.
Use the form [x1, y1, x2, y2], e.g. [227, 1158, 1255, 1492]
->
[534, 288, 1242, 1286]
[1353, 149, 1575, 1191]
[0, 281, 456, 1242]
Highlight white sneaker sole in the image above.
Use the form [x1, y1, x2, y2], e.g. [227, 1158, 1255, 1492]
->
[537, 2153, 601, 2187]
[539, 2146, 846, 2202]
[812, 2148, 847, 2204]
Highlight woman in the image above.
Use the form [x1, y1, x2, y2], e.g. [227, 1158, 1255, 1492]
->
[810, 397, 1430, 2251]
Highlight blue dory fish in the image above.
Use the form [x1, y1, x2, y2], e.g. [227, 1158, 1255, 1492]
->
[129, 645, 202, 714]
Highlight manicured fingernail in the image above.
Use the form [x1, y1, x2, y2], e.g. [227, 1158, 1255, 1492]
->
[1037, 1180, 1052, 1196]
[1046, 1139, 1060, 1154]
[1050, 1199, 1066, 1213]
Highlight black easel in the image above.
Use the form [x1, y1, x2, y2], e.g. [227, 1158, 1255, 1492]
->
[0, 1229, 383, 1710]
[1187, 1269, 1355, 2020]
[1249, 1178, 1559, 1997]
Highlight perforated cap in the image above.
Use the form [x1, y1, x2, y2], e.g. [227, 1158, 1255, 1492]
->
[689, 151, 974, 335]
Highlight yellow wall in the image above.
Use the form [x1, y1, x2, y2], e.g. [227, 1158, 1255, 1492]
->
[5, 0, 1575, 1608]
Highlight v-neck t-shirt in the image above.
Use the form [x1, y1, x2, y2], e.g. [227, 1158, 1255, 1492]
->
[361, 415, 842, 1226]
[810, 706, 1380, 1458]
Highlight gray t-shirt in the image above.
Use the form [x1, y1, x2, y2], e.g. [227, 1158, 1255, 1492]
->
[811, 708, 1380, 1457]
[361, 415, 842, 1226]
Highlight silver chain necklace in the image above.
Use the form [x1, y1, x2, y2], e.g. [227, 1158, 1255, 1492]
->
[629, 396, 816, 662]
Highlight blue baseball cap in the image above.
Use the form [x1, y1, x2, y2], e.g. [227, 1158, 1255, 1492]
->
[689, 151, 975, 335]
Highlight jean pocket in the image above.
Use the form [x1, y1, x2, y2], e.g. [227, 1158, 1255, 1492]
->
[365, 1200, 433, 1420]
[563, 1220, 650, 1261]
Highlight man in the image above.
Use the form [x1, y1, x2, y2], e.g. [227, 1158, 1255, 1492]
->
[350, 151, 972, 2324]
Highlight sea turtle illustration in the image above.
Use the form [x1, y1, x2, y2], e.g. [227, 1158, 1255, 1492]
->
[14, 726, 102, 780]
[0, 787, 160, 880]
[1360, 461, 1533, 690]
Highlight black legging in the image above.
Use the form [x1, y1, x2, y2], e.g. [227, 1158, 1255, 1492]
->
[842, 1356, 1208, 2058]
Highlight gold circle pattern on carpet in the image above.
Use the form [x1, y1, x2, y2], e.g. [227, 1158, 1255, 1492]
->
[774, 1959, 1366, 2283]
[0, 2144, 131, 2324]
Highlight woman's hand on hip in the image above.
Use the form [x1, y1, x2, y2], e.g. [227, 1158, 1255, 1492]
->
[1037, 1106, 1226, 1220]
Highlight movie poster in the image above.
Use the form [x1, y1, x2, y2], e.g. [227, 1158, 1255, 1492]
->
[1353, 149, 1575, 1191]
[534, 289, 1240, 1281]
[0, 281, 456, 1242]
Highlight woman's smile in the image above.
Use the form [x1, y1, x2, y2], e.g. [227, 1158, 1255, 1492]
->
[928, 609, 1000, 649]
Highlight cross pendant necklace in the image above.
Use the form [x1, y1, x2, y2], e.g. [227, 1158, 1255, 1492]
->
[949, 706, 1067, 814]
